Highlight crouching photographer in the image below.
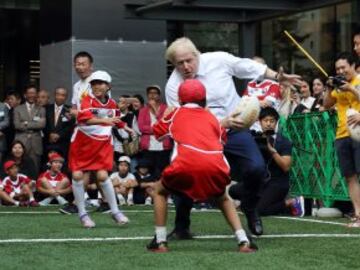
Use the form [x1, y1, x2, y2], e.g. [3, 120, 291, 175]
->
[229, 107, 305, 217]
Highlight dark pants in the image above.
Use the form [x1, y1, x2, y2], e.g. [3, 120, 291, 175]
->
[142, 150, 171, 179]
[230, 179, 289, 216]
[173, 129, 266, 232]
[224, 129, 266, 213]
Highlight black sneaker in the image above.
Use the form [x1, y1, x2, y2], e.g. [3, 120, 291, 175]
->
[59, 203, 78, 215]
[96, 202, 111, 214]
[167, 229, 194, 240]
[146, 236, 168, 253]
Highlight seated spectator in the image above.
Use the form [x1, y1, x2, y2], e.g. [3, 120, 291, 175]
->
[293, 80, 315, 114]
[1, 140, 37, 180]
[130, 159, 156, 205]
[311, 77, 326, 112]
[36, 153, 71, 206]
[0, 160, 39, 206]
[110, 156, 136, 206]
[229, 107, 304, 217]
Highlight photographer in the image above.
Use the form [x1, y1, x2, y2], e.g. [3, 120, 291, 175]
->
[230, 107, 304, 216]
[323, 52, 360, 227]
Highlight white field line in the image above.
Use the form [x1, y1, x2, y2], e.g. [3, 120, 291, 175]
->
[274, 216, 347, 227]
[0, 209, 222, 214]
[1, 234, 360, 244]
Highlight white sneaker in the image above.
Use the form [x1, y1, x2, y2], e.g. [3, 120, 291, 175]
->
[79, 214, 96, 228]
[167, 197, 174, 205]
[145, 197, 152, 206]
[56, 196, 68, 206]
[117, 195, 126, 206]
[39, 197, 53, 206]
[127, 198, 134, 206]
[112, 212, 129, 225]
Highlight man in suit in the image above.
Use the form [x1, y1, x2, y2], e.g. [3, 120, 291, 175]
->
[43, 87, 74, 164]
[13, 85, 46, 174]
[3, 91, 22, 148]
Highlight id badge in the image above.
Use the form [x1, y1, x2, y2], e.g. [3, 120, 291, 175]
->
[33, 116, 40, 122]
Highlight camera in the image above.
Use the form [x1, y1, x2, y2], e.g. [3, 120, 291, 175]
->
[251, 129, 276, 159]
[329, 75, 346, 88]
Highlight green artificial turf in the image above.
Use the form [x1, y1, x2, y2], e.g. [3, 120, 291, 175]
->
[0, 206, 359, 270]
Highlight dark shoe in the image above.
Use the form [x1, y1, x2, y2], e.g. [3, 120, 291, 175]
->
[167, 229, 193, 240]
[96, 202, 111, 214]
[245, 211, 263, 236]
[147, 236, 168, 253]
[59, 203, 78, 215]
[19, 201, 29, 207]
[29, 200, 40, 207]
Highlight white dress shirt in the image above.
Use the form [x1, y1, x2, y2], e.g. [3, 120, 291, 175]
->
[71, 76, 92, 109]
[165, 51, 267, 120]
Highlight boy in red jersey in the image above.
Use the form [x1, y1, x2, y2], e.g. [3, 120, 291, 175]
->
[147, 79, 257, 253]
[69, 70, 132, 228]
[0, 160, 39, 206]
[36, 153, 72, 206]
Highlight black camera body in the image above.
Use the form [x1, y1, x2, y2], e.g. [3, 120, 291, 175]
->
[330, 75, 346, 88]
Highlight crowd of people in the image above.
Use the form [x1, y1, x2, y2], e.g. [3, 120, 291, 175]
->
[0, 27, 359, 253]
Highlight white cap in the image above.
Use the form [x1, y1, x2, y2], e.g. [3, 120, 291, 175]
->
[89, 70, 112, 84]
[118, 156, 131, 164]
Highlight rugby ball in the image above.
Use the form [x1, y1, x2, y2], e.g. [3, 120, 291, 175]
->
[346, 108, 360, 141]
[232, 96, 261, 128]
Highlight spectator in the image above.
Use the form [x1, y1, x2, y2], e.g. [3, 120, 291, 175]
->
[311, 77, 326, 112]
[36, 153, 71, 206]
[324, 52, 360, 227]
[138, 85, 172, 178]
[113, 95, 139, 162]
[293, 80, 315, 114]
[132, 94, 145, 117]
[231, 107, 304, 216]
[110, 156, 136, 206]
[277, 82, 299, 118]
[13, 85, 46, 174]
[0, 101, 9, 164]
[243, 56, 282, 109]
[0, 160, 39, 207]
[1, 140, 37, 180]
[71, 51, 93, 111]
[353, 28, 360, 73]
[130, 159, 156, 205]
[3, 91, 21, 149]
[37, 89, 50, 107]
[43, 87, 74, 164]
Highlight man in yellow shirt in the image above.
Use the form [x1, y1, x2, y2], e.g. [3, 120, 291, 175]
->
[324, 52, 360, 227]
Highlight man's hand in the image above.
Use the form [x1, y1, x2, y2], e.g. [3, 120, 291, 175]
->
[277, 66, 302, 87]
[49, 133, 60, 143]
[220, 115, 245, 130]
[260, 100, 272, 108]
[347, 113, 360, 127]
